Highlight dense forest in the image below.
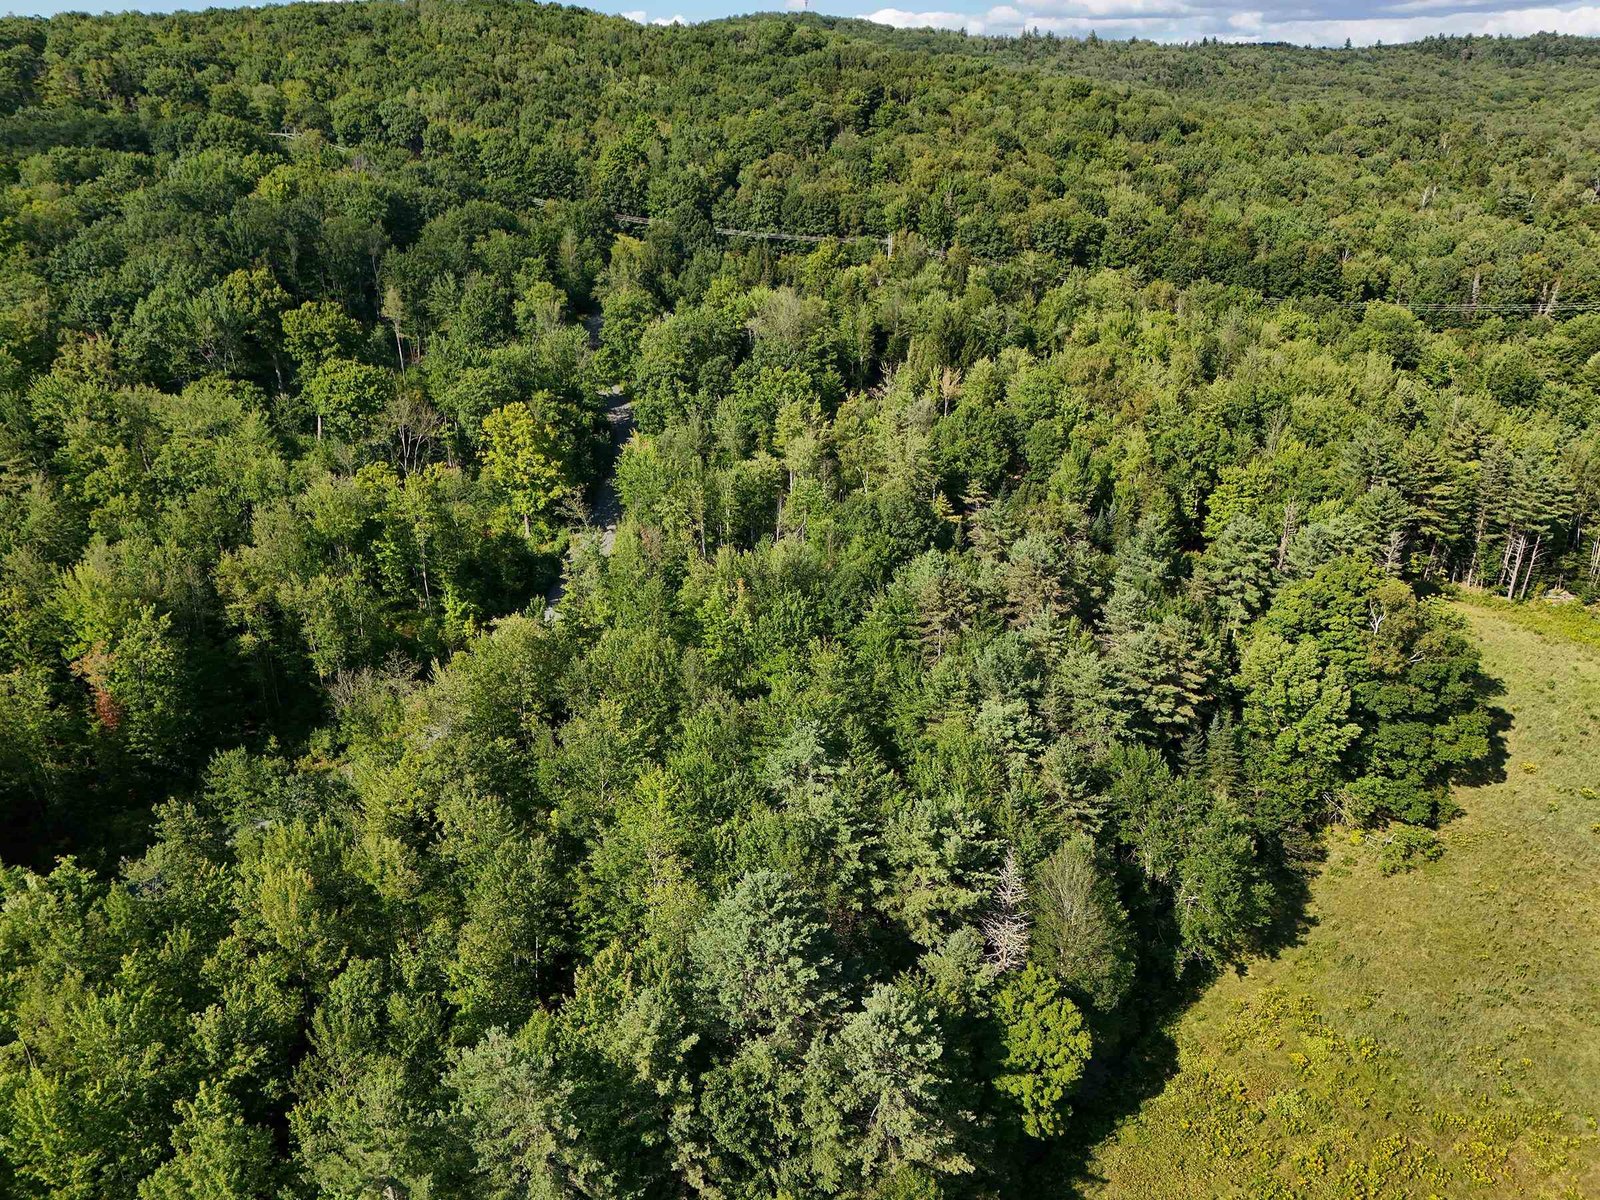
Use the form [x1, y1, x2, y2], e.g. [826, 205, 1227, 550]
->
[0, 3, 1594, 1196]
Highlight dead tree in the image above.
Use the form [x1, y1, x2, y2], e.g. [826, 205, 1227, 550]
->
[1516, 533, 1542, 600]
[1275, 499, 1300, 572]
[982, 849, 1030, 974]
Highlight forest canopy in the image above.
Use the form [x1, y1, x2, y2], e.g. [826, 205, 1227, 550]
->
[0, 3, 1590, 1196]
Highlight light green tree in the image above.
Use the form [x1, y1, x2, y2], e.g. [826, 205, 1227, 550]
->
[282, 301, 362, 378]
[991, 965, 1092, 1138]
[480, 401, 569, 537]
[303, 358, 390, 442]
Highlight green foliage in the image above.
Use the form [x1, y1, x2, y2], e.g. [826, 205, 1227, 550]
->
[95, 605, 194, 771]
[1376, 824, 1444, 875]
[1253, 561, 1491, 826]
[1030, 836, 1134, 1013]
[991, 965, 1093, 1138]
[448, 1016, 618, 1200]
[136, 1083, 280, 1200]
[1237, 628, 1361, 825]
[282, 301, 362, 377]
[690, 869, 839, 1042]
[481, 400, 570, 535]
[0, 7, 1562, 1197]
[807, 984, 975, 1188]
[303, 358, 390, 442]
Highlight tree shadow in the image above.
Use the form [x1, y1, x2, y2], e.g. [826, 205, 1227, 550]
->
[1028, 1007, 1186, 1195]
[1254, 848, 1320, 961]
[1456, 668, 1512, 789]
[1013, 653, 1513, 1195]
[1019, 683, 1514, 1196]
[1019, 859, 1319, 1195]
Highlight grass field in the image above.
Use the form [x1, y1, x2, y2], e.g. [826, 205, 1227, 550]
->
[1080, 596, 1600, 1199]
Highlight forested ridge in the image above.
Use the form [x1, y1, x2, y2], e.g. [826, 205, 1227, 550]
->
[0, 3, 1593, 1196]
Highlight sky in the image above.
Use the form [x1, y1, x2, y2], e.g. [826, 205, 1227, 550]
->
[5, 0, 1600, 49]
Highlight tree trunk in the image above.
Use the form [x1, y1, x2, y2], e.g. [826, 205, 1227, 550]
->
[1518, 533, 1542, 600]
[1276, 499, 1299, 572]
[1466, 505, 1487, 588]
[1382, 529, 1405, 576]
[1504, 531, 1526, 599]
[1498, 528, 1519, 590]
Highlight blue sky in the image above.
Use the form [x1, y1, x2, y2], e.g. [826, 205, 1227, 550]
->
[4, 0, 1600, 47]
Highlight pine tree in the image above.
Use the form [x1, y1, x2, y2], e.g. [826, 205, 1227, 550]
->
[1030, 837, 1134, 1012]
[690, 870, 841, 1043]
[805, 984, 975, 1189]
[449, 1017, 616, 1200]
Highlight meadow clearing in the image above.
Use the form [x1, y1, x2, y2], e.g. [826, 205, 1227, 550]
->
[1084, 596, 1600, 1199]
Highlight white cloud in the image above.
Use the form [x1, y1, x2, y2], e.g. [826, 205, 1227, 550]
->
[1257, 4, 1600, 41]
[862, 0, 1600, 43]
[865, 6, 983, 29]
[1021, 0, 1194, 16]
[621, 8, 647, 19]
[867, 4, 1200, 37]
[1380, 0, 1492, 12]
[652, 11, 688, 22]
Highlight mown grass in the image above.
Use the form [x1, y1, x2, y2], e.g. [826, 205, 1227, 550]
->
[1081, 598, 1600, 1199]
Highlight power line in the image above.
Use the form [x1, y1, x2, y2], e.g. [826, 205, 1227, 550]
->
[1258, 299, 1599, 314]
[612, 210, 891, 252]
[595, 206, 1593, 316]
